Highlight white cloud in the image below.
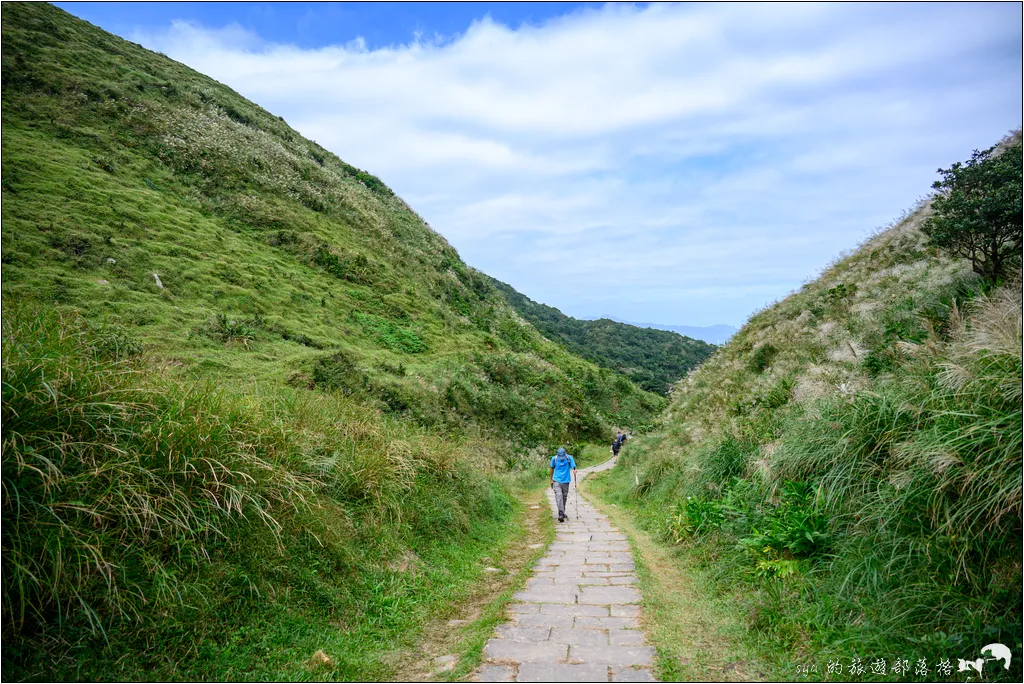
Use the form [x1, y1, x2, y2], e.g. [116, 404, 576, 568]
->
[133, 2, 1022, 326]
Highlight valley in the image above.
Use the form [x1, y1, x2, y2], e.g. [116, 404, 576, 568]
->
[2, 3, 1021, 683]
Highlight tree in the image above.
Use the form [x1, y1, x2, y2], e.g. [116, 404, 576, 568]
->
[922, 141, 1022, 286]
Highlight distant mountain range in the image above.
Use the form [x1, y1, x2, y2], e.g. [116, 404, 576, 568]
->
[592, 318, 738, 345]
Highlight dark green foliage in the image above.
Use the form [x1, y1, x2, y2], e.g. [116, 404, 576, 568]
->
[313, 245, 378, 285]
[739, 481, 830, 559]
[923, 142, 1023, 286]
[747, 343, 778, 373]
[486, 275, 716, 394]
[351, 312, 427, 353]
[311, 350, 366, 394]
[205, 312, 258, 345]
[824, 282, 857, 304]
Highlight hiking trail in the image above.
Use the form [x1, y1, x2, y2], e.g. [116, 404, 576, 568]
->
[472, 456, 658, 682]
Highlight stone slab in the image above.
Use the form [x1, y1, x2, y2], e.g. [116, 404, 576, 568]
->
[550, 627, 610, 647]
[577, 585, 642, 605]
[526, 577, 555, 588]
[569, 645, 655, 667]
[574, 616, 640, 630]
[540, 603, 609, 617]
[508, 603, 540, 614]
[513, 586, 578, 604]
[610, 605, 640, 618]
[494, 625, 552, 643]
[514, 613, 576, 629]
[483, 639, 566, 663]
[611, 666, 658, 682]
[516, 663, 609, 682]
[609, 630, 647, 646]
[539, 566, 587, 577]
[576, 576, 610, 586]
[474, 664, 516, 682]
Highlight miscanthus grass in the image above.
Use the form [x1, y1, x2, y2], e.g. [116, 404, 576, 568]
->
[1, 306, 522, 680]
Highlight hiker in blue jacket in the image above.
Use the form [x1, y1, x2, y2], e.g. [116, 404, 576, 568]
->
[549, 447, 577, 522]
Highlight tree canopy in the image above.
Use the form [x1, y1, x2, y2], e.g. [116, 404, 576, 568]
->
[923, 141, 1022, 286]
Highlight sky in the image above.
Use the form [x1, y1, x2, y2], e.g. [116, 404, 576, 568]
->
[57, 2, 1022, 327]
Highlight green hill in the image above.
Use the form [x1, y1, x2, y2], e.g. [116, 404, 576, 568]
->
[0, 3, 665, 679]
[0, 2, 664, 445]
[486, 276, 716, 395]
[595, 137, 1022, 675]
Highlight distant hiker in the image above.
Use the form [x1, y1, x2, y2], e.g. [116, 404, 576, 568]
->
[550, 447, 577, 522]
[611, 431, 626, 457]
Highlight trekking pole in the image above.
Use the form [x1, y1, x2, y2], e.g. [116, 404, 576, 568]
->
[573, 469, 580, 519]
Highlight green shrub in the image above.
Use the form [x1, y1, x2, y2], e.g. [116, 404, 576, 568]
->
[748, 343, 778, 373]
[352, 312, 427, 353]
[666, 496, 725, 542]
[311, 349, 366, 394]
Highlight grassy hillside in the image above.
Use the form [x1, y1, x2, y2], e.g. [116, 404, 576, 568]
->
[0, 2, 664, 446]
[487, 275, 717, 395]
[596, 139, 1023, 678]
[0, 3, 665, 679]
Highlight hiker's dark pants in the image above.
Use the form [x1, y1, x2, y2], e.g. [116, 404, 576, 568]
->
[553, 481, 570, 519]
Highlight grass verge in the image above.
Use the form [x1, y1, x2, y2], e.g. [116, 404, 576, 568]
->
[585, 468, 772, 682]
[392, 484, 555, 682]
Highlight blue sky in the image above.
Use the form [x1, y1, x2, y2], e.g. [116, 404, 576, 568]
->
[57, 2, 1022, 327]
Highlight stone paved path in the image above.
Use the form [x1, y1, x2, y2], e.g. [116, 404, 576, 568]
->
[473, 456, 658, 682]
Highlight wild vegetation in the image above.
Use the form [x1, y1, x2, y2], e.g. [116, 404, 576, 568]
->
[594, 137, 1023, 680]
[2, 306, 531, 681]
[1, 3, 665, 679]
[487, 275, 717, 395]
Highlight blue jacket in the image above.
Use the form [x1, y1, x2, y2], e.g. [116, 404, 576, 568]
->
[550, 447, 577, 483]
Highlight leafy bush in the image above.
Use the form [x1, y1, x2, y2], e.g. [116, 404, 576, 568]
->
[311, 349, 366, 394]
[352, 312, 427, 353]
[666, 496, 725, 542]
[205, 312, 257, 345]
[739, 481, 830, 560]
[748, 343, 778, 373]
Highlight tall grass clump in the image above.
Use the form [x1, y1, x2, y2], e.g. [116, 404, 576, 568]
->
[2, 306, 307, 644]
[762, 282, 1023, 659]
[607, 268, 1022, 674]
[2, 306, 520, 680]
